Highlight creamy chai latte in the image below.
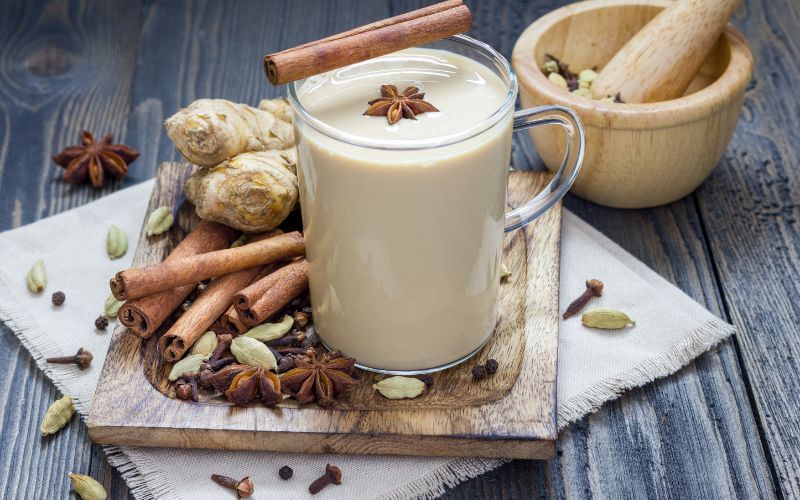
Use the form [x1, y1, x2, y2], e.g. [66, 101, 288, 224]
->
[294, 48, 511, 371]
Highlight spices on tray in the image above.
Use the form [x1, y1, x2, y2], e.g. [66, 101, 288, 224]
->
[144, 206, 174, 236]
[293, 310, 309, 328]
[243, 314, 294, 342]
[562, 279, 604, 319]
[106, 225, 128, 259]
[210, 474, 254, 499]
[168, 353, 209, 381]
[103, 294, 122, 318]
[308, 464, 342, 495]
[225, 367, 282, 407]
[95, 315, 109, 330]
[110, 232, 304, 301]
[68, 472, 108, 500]
[581, 309, 636, 330]
[280, 348, 358, 407]
[27, 259, 46, 293]
[363, 84, 440, 125]
[175, 372, 200, 402]
[53, 131, 139, 189]
[541, 54, 623, 102]
[46, 348, 93, 370]
[190, 331, 219, 357]
[41, 395, 74, 436]
[279, 465, 293, 480]
[51, 291, 66, 306]
[117, 221, 239, 339]
[234, 258, 310, 327]
[471, 364, 487, 380]
[373, 376, 426, 399]
[230, 336, 278, 371]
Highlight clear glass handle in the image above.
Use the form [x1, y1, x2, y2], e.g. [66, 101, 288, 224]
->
[505, 105, 585, 232]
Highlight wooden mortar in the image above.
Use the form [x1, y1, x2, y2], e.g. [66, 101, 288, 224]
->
[512, 0, 753, 208]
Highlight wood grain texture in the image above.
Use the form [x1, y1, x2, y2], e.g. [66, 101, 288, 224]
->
[0, 0, 794, 498]
[88, 164, 561, 459]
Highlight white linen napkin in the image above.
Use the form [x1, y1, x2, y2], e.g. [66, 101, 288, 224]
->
[0, 180, 733, 499]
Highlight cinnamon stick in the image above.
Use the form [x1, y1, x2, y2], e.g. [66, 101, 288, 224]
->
[110, 231, 304, 301]
[235, 259, 309, 327]
[263, 0, 471, 85]
[117, 221, 239, 339]
[158, 267, 262, 362]
[213, 265, 275, 336]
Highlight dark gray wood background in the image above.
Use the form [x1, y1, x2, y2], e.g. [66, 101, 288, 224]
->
[0, 0, 796, 498]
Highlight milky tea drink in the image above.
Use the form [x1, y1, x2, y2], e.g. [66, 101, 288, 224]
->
[289, 38, 584, 372]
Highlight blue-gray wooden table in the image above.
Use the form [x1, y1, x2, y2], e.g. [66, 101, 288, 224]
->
[0, 0, 797, 498]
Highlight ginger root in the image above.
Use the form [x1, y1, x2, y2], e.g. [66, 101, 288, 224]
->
[185, 150, 298, 232]
[165, 98, 293, 168]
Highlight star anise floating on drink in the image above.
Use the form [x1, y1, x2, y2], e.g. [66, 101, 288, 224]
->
[279, 348, 358, 407]
[363, 84, 439, 125]
[53, 131, 139, 188]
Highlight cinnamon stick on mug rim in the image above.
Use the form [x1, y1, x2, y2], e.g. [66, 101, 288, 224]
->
[110, 231, 304, 301]
[235, 259, 309, 327]
[263, 0, 472, 85]
[117, 220, 239, 339]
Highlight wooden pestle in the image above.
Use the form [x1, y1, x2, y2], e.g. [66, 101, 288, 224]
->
[591, 0, 739, 103]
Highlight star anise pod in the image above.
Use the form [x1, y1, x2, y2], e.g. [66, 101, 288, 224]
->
[53, 131, 139, 188]
[279, 348, 358, 407]
[225, 367, 282, 407]
[363, 84, 439, 125]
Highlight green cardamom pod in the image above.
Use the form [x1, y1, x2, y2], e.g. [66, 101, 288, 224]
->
[231, 336, 277, 371]
[168, 353, 208, 381]
[581, 309, 636, 330]
[243, 314, 294, 342]
[190, 331, 218, 356]
[230, 234, 249, 248]
[41, 395, 74, 436]
[106, 225, 128, 259]
[145, 206, 174, 236]
[500, 263, 511, 281]
[103, 294, 123, 319]
[373, 376, 426, 399]
[27, 259, 47, 293]
[68, 472, 108, 500]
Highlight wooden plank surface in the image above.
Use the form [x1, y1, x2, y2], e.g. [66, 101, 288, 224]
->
[0, 0, 795, 498]
[88, 163, 560, 459]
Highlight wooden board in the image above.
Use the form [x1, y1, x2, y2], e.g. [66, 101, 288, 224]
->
[87, 162, 561, 459]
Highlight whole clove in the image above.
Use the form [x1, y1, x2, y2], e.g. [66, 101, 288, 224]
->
[562, 279, 604, 319]
[209, 334, 233, 363]
[266, 330, 306, 349]
[211, 474, 254, 498]
[51, 291, 66, 306]
[175, 372, 200, 401]
[46, 347, 93, 370]
[485, 358, 499, 375]
[277, 355, 296, 374]
[201, 356, 237, 372]
[308, 463, 342, 495]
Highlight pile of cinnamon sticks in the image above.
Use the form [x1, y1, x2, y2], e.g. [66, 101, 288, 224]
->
[110, 221, 309, 362]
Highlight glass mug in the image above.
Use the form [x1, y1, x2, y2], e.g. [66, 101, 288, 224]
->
[288, 35, 585, 374]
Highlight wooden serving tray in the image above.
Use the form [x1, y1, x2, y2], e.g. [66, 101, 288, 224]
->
[88, 163, 560, 459]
